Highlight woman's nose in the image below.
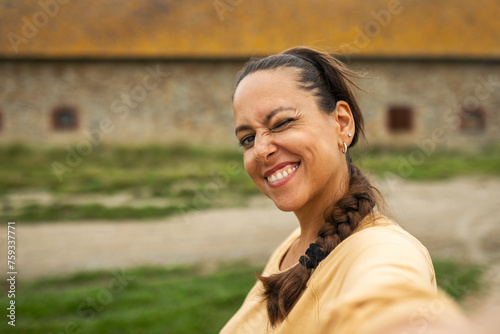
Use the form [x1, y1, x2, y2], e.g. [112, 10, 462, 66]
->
[253, 135, 277, 164]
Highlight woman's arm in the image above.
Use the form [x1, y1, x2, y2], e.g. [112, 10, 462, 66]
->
[316, 226, 466, 334]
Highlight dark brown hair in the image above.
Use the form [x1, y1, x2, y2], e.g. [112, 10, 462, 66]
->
[235, 47, 383, 326]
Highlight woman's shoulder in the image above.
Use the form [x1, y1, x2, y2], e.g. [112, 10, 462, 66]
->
[314, 213, 462, 334]
[314, 212, 436, 288]
[350, 212, 431, 260]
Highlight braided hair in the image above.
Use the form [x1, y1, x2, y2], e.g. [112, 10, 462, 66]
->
[235, 47, 383, 326]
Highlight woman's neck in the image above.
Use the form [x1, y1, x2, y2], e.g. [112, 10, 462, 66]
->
[294, 176, 348, 247]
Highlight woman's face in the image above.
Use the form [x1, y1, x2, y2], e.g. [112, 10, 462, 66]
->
[233, 68, 353, 213]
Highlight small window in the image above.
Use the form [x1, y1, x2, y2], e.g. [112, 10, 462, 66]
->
[460, 107, 485, 134]
[52, 106, 78, 131]
[387, 106, 414, 133]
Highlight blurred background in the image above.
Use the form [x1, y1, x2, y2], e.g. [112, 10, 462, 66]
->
[0, 0, 499, 333]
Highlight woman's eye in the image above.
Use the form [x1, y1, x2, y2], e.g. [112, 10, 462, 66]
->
[273, 118, 295, 130]
[239, 135, 255, 148]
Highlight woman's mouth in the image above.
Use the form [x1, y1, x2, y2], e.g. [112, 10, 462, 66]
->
[265, 162, 300, 187]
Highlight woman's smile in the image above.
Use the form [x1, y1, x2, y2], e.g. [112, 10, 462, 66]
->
[264, 162, 300, 188]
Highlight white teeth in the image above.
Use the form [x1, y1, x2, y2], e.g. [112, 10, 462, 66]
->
[267, 165, 299, 183]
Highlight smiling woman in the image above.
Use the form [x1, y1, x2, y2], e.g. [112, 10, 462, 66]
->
[221, 47, 467, 334]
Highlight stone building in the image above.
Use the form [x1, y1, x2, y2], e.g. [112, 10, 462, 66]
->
[0, 0, 499, 149]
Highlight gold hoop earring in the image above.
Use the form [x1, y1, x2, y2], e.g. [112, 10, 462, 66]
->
[342, 142, 347, 154]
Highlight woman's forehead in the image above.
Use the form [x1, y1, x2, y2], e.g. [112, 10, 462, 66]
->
[233, 69, 306, 113]
[235, 67, 302, 95]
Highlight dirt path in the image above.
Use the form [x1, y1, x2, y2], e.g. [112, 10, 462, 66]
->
[1, 177, 499, 281]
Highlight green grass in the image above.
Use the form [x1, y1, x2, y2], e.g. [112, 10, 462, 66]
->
[352, 144, 500, 180]
[1, 144, 499, 221]
[0, 262, 264, 334]
[0, 144, 259, 221]
[5, 204, 183, 222]
[433, 259, 485, 301]
[0, 144, 255, 195]
[0, 260, 485, 334]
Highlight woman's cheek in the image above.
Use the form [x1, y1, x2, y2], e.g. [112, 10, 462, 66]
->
[243, 152, 258, 180]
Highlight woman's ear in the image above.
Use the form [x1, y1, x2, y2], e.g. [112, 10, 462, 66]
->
[334, 101, 355, 147]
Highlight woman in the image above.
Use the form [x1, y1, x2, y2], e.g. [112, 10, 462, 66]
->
[221, 47, 462, 334]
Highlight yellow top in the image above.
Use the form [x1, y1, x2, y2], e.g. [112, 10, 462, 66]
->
[221, 213, 461, 334]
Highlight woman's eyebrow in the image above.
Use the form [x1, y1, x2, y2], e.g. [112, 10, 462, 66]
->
[235, 125, 251, 136]
[235, 106, 295, 135]
[264, 106, 296, 123]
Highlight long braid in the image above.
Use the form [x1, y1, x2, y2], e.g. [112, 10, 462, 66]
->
[316, 160, 378, 256]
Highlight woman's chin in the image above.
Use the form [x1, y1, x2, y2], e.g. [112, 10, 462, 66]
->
[271, 199, 302, 213]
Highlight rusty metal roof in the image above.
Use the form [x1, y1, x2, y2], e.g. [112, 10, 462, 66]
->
[1, 0, 499, 59]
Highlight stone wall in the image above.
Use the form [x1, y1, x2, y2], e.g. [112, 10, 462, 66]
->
[355, 60, 500, 149]
[0, 59, 498, 149]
